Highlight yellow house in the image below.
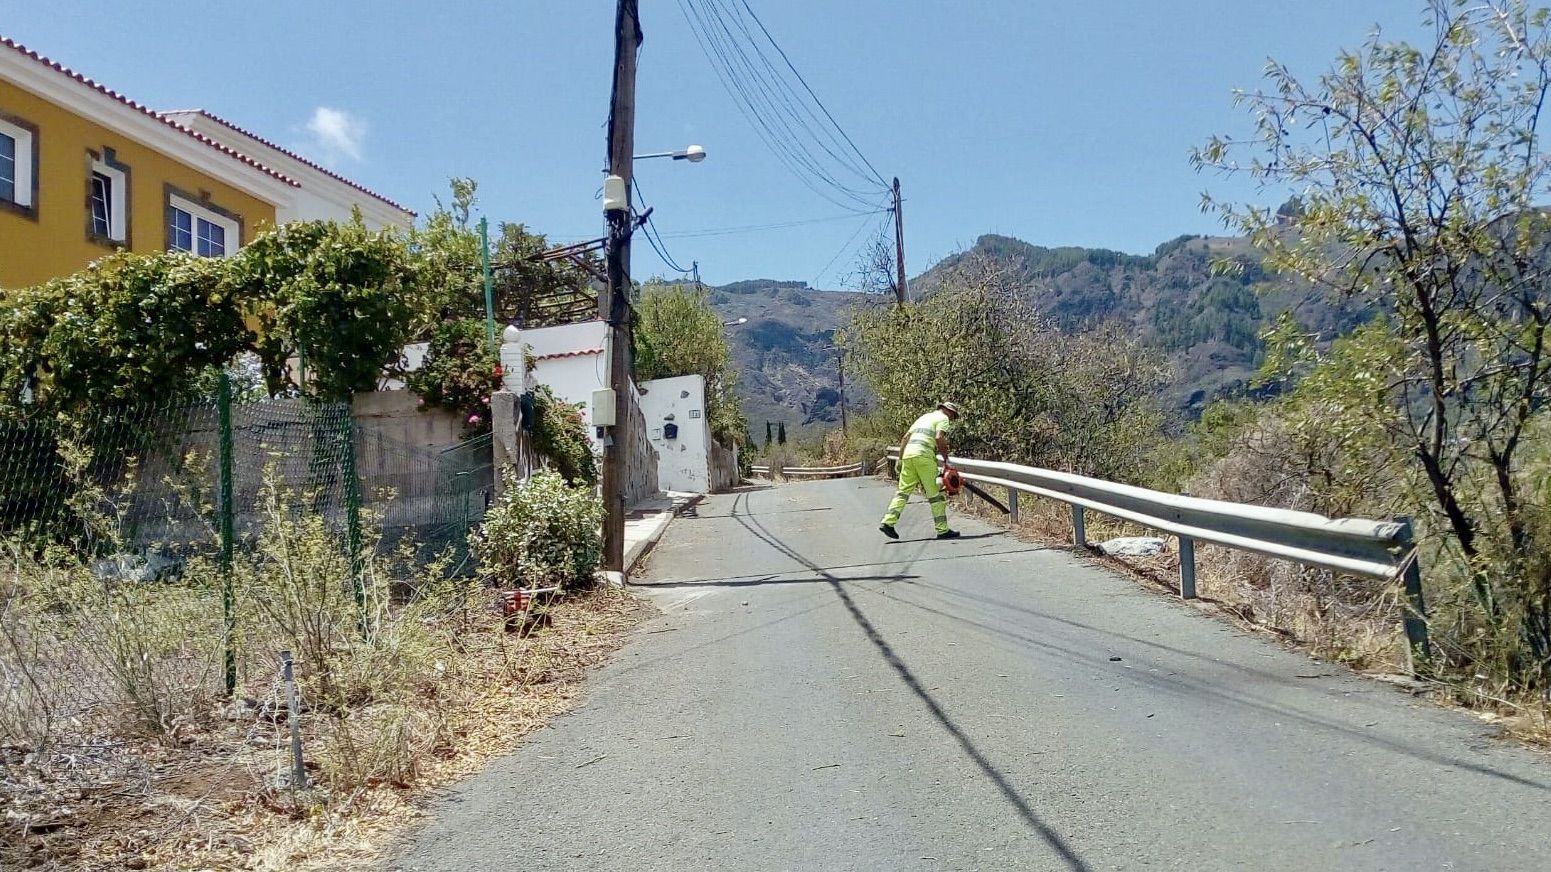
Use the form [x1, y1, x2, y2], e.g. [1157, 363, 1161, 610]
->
[0, 35, 413, 291]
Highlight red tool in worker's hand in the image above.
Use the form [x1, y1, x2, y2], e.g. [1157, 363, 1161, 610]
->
[940, 465, 963, 496]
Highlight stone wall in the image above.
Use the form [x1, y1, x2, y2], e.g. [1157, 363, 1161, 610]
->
[622, 381, 660, 507]
[709, 439, 739, 494]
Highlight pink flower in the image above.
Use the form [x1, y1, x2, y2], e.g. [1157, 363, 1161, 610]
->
[468, 414, 483, 426]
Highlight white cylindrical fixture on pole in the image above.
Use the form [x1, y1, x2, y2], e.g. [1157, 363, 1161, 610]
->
[603, 175, 629, 212]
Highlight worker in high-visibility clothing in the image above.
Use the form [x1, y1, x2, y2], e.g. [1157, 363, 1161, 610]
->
[879, 401, 962, 540]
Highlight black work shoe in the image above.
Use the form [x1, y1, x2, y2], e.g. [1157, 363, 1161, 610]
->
[879, 524, 899, 540]
[936, 530, 962, 540]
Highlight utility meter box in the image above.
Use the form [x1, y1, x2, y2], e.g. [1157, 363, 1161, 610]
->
[590, 389, 616, 427]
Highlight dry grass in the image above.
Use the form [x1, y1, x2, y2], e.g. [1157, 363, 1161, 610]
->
[1, 585, 653, 871]
[947, 487, 1551, 749]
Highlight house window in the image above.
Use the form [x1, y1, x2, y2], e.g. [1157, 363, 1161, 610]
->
[0, 133, 15, 203]
[88, 158, 128, 243]
[167, 194, 238, 257]
[0, 116, 35, 209]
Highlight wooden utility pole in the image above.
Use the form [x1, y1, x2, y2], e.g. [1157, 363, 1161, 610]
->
[601, 0, 641, 574]
[837, 352, 848, 438]
[892, 177, 907, 305]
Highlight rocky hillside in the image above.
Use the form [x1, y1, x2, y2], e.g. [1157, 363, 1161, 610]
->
[916, 233, 1372, 411]
[701, 279, 882, 437]
[709, 232, 1372, 435]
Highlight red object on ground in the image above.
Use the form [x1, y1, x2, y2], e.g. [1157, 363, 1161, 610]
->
[501, 589, 533, 619]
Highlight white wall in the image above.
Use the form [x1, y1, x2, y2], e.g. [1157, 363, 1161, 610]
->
[165, 112, 415, 231]
[521, 320, 611, 450]
[639, 374, 712, 494]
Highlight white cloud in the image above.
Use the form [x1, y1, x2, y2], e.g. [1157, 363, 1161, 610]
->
[304, 106, 367, 165]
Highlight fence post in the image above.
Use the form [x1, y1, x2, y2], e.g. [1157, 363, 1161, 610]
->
[1178, 536, 1197, 599]
[340, 405, 366, 638]
[1395, 517, 1431, 675]
[217, 372, 237, 696]
[1007, 488, 1019, 523]
[279, 650, 307, 790]
[1071, 505, 1086, 548]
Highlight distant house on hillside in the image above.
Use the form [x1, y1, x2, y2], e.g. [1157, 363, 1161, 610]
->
[0, 35, 413, 290]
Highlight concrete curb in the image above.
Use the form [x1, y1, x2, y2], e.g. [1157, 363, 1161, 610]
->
[625, 493, 704, 579]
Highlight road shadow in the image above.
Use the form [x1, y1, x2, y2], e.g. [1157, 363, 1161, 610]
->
[728, 492, 1095, 872]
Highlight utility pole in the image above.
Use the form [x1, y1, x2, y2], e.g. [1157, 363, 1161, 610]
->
[837, 351, 848, 438]
[600, 0, 641, 574]
[892, 177, 907, 305]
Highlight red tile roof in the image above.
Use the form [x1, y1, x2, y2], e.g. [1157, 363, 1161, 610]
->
[531, 348, 605, 361]
[163, 109, 414, 216]
[2, 35, 300, 187]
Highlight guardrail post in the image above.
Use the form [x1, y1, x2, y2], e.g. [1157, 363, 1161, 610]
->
[1007, 488, 1019, 523]
[1178, 536, 1197, 599]
[1395, 517, 1431, 675]
[1071, 505, 1086, 548]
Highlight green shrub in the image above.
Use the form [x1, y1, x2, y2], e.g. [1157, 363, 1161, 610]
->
[472, 469, 602, 590]
[531, 384, 597, 485]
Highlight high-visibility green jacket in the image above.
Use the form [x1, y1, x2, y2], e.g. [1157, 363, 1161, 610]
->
[901, 409, 953, 459]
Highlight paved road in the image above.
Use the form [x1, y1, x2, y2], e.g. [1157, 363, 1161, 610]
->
[393, 478, 1551, 871]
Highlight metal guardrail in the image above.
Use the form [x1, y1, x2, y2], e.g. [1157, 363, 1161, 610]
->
[749, 461, 865, 478]
[885, 449, 1429, 666]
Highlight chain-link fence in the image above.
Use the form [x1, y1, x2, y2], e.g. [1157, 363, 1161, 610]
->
[0, 383, 493, 761]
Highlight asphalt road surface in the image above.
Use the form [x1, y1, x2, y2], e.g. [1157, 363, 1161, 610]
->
[392, 478, 1551, 871]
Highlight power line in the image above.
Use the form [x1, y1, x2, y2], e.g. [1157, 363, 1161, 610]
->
[632, 178, 695, 275]
[812, 210, 889, 289]
[734, 0, 889, 189]
[682, 0, 881, 211]
[675, 0, 890, 213]
[659, 208, 891, 239]
[709, 0, 882, 194]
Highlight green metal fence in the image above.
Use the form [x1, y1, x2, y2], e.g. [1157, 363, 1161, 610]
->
[0, 384, 493, 699]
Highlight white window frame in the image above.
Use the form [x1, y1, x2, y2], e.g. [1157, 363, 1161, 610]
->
[0, 116, 35, 208]
[168, 194, 239, 258]
[89, 159, 127, 242]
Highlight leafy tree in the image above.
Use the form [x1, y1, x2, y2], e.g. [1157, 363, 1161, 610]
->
[777, 422, 786, 445]
[0, 252, 248, 415]
[765, 420, 773, 448]
[1195, 0, 1551, 684]
[846, 254, 1168, 482]
[406, 318, 502, 436]
[633, 282, 748, 445]
[405, 178, 484, 335]
[232, 219, 415, 401]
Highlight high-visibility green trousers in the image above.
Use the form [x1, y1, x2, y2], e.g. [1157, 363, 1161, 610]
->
[881, 454, 949, 535]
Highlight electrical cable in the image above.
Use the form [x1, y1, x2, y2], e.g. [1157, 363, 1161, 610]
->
[632, 177, 696, 275]
[704, 0, 883, 198]
[811, 210, 890, 289]
[675, 0, 890, 213]
[658, 208, 892, 239]
[682, 0, 881, 211]
[734, 0, 889, 188]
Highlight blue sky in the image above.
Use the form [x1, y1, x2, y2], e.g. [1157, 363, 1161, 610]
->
[1, 1, 1423, 285]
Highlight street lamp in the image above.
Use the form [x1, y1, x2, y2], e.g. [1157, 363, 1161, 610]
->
[632, 144, 707, 163]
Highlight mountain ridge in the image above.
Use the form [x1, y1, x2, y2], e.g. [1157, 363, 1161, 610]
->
[705, 230, 1370, 438]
